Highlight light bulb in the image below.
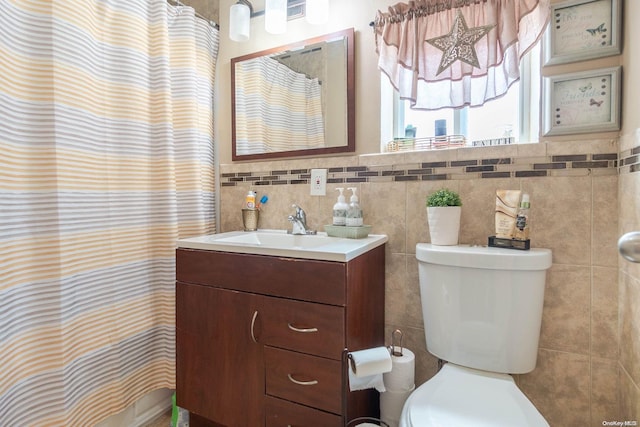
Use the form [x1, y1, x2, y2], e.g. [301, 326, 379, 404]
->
[229, 2, 251, 42]
[306, 0, 329, 25]
[265, 0, 287, 34]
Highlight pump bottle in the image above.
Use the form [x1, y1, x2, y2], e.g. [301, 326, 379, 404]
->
[514, 194, 530, 240]
[333, 188, 348, 226]
[346, 187, 363, 227]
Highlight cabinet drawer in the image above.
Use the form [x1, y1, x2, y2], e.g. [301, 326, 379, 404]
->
[260, 296, 345, 360]
[265, 347, 342, 415]
[265, 396, 342, 427]
[176, 249, 347, 305]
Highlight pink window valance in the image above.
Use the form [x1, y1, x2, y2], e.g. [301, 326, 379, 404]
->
[373, 0, 550, 110]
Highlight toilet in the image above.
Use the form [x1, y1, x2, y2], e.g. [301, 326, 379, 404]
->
[401, 243, 552, 427]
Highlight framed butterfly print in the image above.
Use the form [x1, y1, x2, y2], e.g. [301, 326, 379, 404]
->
[542, 67, 621, 136]
[543, 0, 621, 65]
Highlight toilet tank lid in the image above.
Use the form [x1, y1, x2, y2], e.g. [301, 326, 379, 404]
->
[416, 244, 552, 270]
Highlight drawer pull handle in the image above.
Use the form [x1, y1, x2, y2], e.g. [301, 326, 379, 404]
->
[250, 310, 259, 343]
[287, 374, 318, 386]
[287, 323, 318, 333]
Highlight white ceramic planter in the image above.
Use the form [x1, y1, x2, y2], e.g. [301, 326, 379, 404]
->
[427, 206, 461, 246]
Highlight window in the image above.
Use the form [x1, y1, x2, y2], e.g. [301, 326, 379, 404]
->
[381, 43, 541, 151]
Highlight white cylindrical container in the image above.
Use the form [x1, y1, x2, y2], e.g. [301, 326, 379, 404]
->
[229, 2, 250, 42]
[306, 0, 329, 25]
[380, 385, 415, 427]
[265, 0, 287, 34]
[383, 348, 415, 391]
[426, 206, 461, 245]
[381, 348, 415, 427]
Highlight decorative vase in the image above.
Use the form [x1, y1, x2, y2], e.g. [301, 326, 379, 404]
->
[427, 206, 461, 246]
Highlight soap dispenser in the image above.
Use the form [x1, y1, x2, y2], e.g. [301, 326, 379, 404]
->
[346, 187, 363, 227]
[333, 188, 348, 226]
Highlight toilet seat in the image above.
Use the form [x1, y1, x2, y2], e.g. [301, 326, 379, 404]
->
[400, 363, 549, 427]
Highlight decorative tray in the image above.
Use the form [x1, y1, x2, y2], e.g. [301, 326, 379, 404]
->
[324, 225, 372, 239]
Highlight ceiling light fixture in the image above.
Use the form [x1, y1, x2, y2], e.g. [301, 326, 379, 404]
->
[265, 0, 288, 34]
[229, 0, 252, 42]
[305, 0, 329, 25]
[229, 0, 330, 42]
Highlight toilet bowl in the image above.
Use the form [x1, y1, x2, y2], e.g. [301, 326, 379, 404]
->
[400, 363, 548, 427]
[403, 244, 553, 427]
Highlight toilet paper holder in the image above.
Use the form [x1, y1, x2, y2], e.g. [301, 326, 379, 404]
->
[342, 329, 409, 427]
[342, 348, 391, 427]
[389, 329, 404, 357]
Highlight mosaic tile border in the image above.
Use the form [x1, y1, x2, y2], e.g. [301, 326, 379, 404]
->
[221, 152, 620, 187]
[619, 145, 640, 174]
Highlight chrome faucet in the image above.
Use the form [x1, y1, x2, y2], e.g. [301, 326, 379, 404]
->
[287, 204, 317, 235]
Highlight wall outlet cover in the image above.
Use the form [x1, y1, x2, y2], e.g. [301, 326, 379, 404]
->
[310, 169, 327, 196]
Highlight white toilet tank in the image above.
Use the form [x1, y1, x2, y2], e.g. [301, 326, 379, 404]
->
[416, 244, 552, 374]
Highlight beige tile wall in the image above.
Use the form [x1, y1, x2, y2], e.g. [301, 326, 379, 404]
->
[619, 131, 640, 423]
[618, 0, 640, 420]
[219, 139, 629, 426]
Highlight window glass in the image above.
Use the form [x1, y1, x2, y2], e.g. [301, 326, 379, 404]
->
[402, 106, 456, 139]
[466, 83, 520, 143]
[381, 44, 541, 151]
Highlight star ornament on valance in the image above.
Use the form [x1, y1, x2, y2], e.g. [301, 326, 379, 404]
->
[426, 10, 496, 76]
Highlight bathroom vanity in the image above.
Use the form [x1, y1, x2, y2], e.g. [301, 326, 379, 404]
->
[175, 230, 387, 427]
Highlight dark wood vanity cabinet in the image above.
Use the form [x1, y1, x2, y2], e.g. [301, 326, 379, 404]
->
[176, 245, 385, 427]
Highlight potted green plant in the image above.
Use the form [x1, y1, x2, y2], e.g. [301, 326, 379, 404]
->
[426, 188, 462, 245]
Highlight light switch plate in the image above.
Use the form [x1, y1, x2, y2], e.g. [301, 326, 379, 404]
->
[310, 169, 327, 196]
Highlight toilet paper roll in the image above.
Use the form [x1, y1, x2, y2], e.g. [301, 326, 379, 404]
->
[348, 347, 392, 392]
[383, 348, 415, 392]
[380, 385, 415, 427]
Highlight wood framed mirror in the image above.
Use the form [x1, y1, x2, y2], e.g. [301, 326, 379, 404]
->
[231, 28, 355, 161]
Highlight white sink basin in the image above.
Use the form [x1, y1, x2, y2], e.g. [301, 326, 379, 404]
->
[177, 229, 388, 262]
[215, 232, 337, 249]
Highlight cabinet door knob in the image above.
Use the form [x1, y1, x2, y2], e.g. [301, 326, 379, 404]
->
[287, 323, 318, 333]
[250, 310, 259, 343]
[287, 373, 318, 386]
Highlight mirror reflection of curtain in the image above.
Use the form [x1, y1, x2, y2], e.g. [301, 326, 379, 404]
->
[235, 56, 325, 154]
[373, 0, 550, 110]
[0, 1, 218, 425]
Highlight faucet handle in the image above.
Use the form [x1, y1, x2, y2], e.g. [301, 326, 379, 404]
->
[291, 203, 305, 218]
[290, 204, 309, 230]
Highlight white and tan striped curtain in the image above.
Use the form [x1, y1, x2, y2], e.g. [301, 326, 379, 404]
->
[0, 0, 218, 425]
[235, 56, 325, 155]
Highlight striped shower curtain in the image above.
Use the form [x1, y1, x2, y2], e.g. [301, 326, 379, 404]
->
[235, 56, 325, 155]
[0, 1, 218, 425]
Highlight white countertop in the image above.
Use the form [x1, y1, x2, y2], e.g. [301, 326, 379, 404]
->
[177, 229, 388, 262]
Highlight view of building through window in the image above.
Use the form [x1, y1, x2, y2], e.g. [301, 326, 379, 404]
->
[382, 44, 541, 150]
[401, 82, 520, 143]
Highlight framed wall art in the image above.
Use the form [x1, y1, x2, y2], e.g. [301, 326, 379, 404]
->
[542, 66, 621, 136]
[543, 0, 621, 65]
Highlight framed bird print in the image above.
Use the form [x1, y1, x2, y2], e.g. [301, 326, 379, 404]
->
[542, 66, 621, 136]
[543, 0, 621, 65]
